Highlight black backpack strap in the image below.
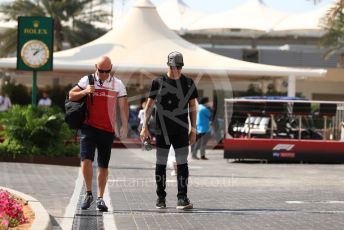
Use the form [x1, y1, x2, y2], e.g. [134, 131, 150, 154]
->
[84, 74, 94, 120]
[88, 74, 94, 104]
[88, 74, 95, 85]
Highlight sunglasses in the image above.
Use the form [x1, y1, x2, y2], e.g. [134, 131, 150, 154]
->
[170, 66, 182, 70]
[97, 68, 111, 74]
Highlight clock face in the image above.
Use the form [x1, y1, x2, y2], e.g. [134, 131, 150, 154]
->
[21, 40, 49, 68]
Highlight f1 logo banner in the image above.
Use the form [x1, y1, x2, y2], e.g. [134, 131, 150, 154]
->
[273, 144, 295, 151]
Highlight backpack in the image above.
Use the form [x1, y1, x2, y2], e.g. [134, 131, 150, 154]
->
[64, 74, 94, 129]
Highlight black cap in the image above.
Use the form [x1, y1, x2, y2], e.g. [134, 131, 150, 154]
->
[167, 51, 184, 67]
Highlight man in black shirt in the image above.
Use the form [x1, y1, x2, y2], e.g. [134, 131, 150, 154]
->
[140, 51, 198, 210]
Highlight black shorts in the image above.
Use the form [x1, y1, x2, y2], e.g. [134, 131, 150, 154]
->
[80, 125, 115, 168]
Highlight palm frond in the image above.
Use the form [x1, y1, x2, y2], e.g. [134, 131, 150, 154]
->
[324, 0, 344, 25]
[62, 21, 106, 47]
[0, 1, 45, 18]
[0, 0, 110, 55]
[0, 28, 18, 57]
[319, 0, 344, 63]
[322, 46, 343, 60]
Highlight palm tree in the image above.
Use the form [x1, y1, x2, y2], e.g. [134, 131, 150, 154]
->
[319, 0, 344, 62]
[0, 0, 112, 57]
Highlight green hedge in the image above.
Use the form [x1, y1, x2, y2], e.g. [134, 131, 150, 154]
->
[0, 105, 79, 158]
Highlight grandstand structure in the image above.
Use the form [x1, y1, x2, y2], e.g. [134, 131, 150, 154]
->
[0, 0, 342, 101]
[157, 0, 344, 100]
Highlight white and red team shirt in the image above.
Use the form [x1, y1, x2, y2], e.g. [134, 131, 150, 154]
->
[77, 73, 127, 133]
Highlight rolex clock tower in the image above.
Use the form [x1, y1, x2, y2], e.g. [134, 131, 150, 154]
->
[17, 17, 53, 107]
[17, 17, 53, 71]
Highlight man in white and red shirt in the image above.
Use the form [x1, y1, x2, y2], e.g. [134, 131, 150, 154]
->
[69, 56, 128, 212]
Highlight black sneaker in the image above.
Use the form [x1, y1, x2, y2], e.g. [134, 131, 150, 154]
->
[156, 197, 166, 209]
[96, 198, 108, 212]
[81, 194, 93, 210]
[176, 197, 193, 210]
[201, 156, 209, 160]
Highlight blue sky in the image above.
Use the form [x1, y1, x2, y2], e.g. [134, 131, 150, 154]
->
[120, 0, 334, 14]
[181, 0, 334, 13]
[0, 0, 335, 15]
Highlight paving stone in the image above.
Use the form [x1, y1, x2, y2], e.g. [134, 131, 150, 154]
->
[2, 148, 344, 229]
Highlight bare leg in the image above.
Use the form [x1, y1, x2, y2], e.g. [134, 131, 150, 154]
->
[97, 167, 108, 198]
[82, 160, 93, 192]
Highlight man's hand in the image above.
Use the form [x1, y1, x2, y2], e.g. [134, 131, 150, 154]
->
[189, 131, 196, 145]
[84, 85, 95, 95]
[140, 127, 151, 143]
[119, 125, 128, 139]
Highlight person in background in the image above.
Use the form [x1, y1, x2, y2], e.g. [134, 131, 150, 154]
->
[38, 91, 52, 107]
[191, 97, 212, 160]
[0, 92, 11, 112]
[167, 146, 177, 176]
[137, 99, 147, 133]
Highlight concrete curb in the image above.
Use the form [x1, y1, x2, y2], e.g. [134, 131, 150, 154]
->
[0, 186, 52, 230]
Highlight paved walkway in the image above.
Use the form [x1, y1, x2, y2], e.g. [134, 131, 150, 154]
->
[1, 148, 344, 229]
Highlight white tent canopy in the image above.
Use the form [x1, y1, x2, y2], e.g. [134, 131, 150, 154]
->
[156, 0, 205, 32]
[189, 0, 288, 33]
[0, 0, 326, 78]
[271, 6, 330, 36]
